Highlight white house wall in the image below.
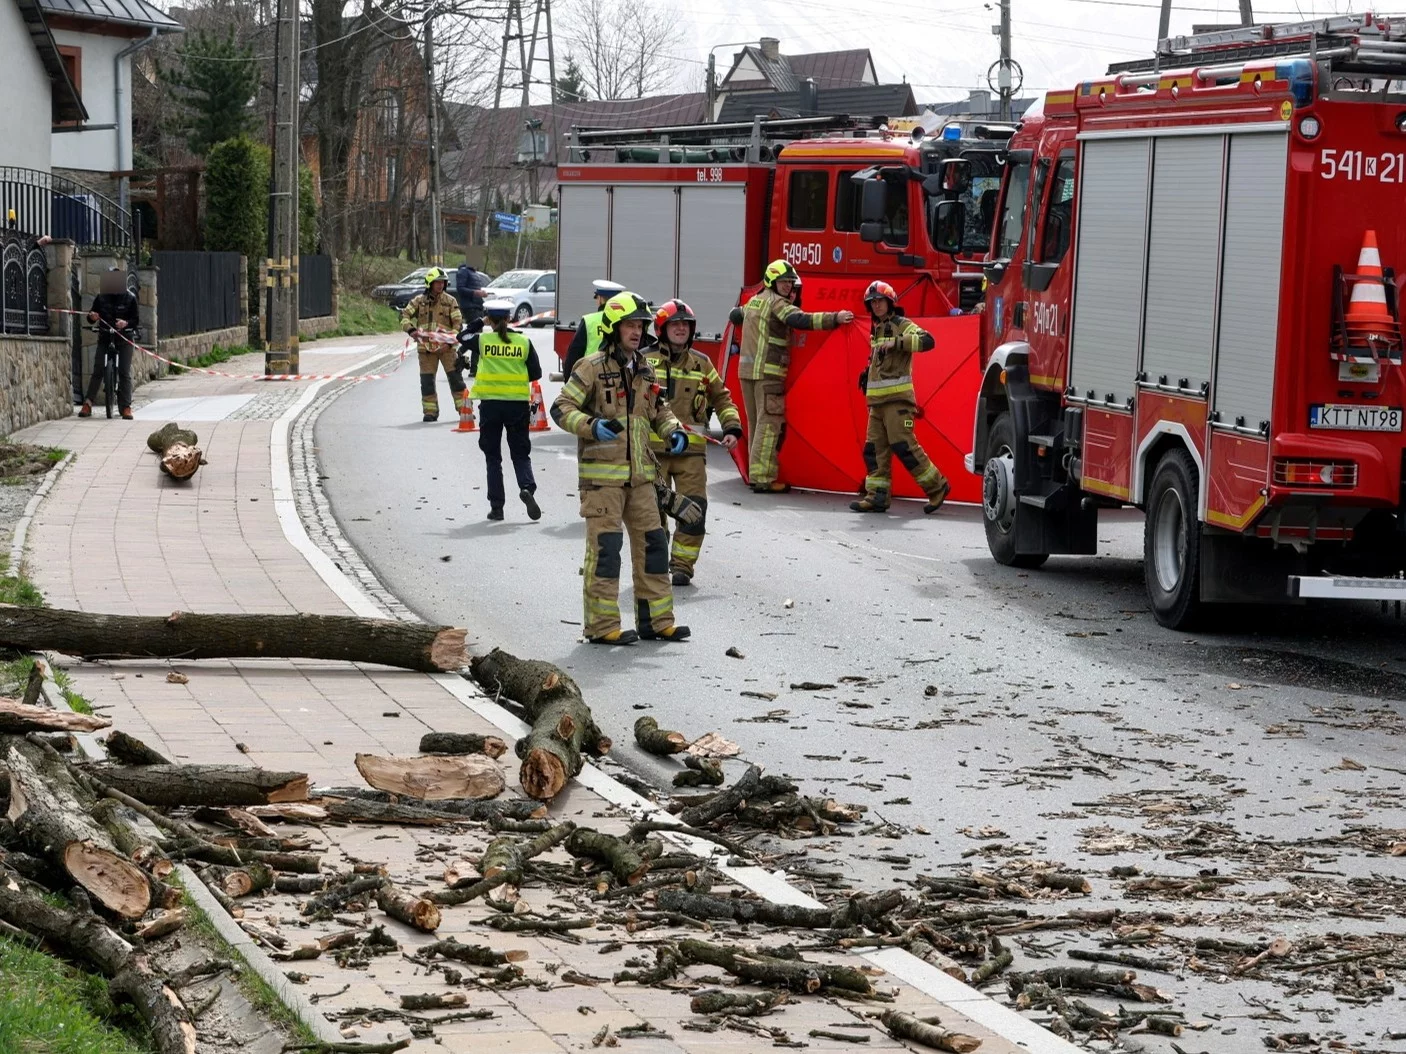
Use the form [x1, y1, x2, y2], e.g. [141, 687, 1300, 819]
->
[50, 29, 126, 174]
[3, 0, 54, 174]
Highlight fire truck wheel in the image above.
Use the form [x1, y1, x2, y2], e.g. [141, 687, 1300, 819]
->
[1144, 448, 1203, 630]
[982, 412, 1048, 570]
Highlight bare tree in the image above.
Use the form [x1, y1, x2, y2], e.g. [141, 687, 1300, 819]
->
[560, 0, 678, 100]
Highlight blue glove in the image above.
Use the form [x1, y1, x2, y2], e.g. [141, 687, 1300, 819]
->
[667, 430, 689, 455]
[592, 419, 622, 442]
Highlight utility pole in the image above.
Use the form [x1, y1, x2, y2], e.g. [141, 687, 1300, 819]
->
[1238, 0, 1254, 24]
[423, 2, 442, 265]
[997, 0, 1012, 121]
[265, 0, 299, 376]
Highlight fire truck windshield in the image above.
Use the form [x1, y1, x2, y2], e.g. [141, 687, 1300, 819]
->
[994, 156, 1032, 261]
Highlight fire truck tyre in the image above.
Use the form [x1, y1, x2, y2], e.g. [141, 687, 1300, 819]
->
[515, 304, 532, 323]
[1144, 448, 1203, 630]
[982, 412, 1048, 570]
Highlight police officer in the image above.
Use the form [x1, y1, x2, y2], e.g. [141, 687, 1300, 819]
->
[647, 299, 742, 586]
[551, 292, 691, 645]
[563, 279, 626, 378]
[736, 260, 852, 493]
[458, 299, 542, 521]
[850, 280, 950, 514]
[402, 267, 465, 422]
[455, 259, 487, 333]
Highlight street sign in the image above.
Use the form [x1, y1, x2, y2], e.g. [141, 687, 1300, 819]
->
[494, 211, 521, 233]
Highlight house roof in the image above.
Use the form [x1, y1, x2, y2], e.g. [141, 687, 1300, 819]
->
[716, 83, 916, 124]
[38, 0, 181, 31]
[786, 49, 873, 89]
[15, 0, 87, 121]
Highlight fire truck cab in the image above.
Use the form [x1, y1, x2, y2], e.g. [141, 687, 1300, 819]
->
[943, 14, 1406, 627]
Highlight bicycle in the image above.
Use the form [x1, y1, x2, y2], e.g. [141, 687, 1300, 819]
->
[86, 321, 136, 420]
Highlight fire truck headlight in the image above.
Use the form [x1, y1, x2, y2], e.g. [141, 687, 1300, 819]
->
[1298, 115, 1322, 140]
[1397, 113, 1406, 134]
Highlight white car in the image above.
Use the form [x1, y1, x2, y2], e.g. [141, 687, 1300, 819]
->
[485, 269, 556, 324]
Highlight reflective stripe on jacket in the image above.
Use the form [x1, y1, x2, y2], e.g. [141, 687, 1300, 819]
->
[737, 288, 838, 382]
[401, 292, 462, 351]
[471, 330, 532, 401]
[645, 343, 743, 454]
[551, 348, 682, 487]
[865, 313, 935, 405]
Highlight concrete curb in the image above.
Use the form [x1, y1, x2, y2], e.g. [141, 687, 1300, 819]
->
[7, 450, 75, 576]
[288, 340, 1084, 1054]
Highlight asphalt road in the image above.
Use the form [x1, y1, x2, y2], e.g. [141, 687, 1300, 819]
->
[317, 331, 1406, 1053]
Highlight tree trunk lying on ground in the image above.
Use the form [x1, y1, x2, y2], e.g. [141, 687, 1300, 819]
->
[0, 607, 469, 673]
[429, 821, 575, 906]
[418, 732, 508, 759]
[656, 888, 904, 930]
[633, 716, 686, 756]
[0, 697, 111, 735]
[470, 648, 610, 801]
[881, 1010, 982, 1053]
[353, 752, 504, 801]
[676, 938, 873, 995]
[103, 729, 171, 765]
[146, 424, 204, 482]
[566, 828, 651, 885]
[80, 763, 308, 807]
[3, 736, 150, 919]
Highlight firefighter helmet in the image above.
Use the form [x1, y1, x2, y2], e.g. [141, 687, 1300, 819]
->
[600, 291, 652, 335]
[653, 299, 697, 345]
[864, 280, 898, 308]
[763, 259, 799, 288]
[424, 267, 448, 288]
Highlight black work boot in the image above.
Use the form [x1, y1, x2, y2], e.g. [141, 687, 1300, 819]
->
[487, 506, 504, 521]
[423, 413, 438, 423]
[924, 480, 952, 515]
[849, 495, 889, 513]
[671, 571, 692, 587]
[588, 629, 639, 645]
[640, 624, 691, 641]
[520, 488, 541, 521]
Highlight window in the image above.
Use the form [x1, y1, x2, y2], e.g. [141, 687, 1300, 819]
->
[56, 46, 81, 127]
[995, 156, 1032, 261]
[1039, 155, 1076, 265]
[834, 170, 862, 231]
[787, 170, 829, 230]
[535, 273, 556, 292]
[878, 169, 909, 247]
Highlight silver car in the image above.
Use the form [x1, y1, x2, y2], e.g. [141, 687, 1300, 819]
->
[485, 269, 556, 324]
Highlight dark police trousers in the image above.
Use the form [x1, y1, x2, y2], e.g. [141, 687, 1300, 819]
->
[478, 401, 536, 508]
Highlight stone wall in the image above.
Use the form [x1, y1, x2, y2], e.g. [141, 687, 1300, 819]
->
[0, 335, 72, 435]
[299, 315, 338, 339]
[159, 325, 249, 365]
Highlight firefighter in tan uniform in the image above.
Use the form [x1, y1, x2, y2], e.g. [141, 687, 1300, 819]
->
[552, 292, 692, 645]
[646, 299, 743, 586]
[735, 259, 852, 493]
[850, 280, 951, 514]
[401, 267, 465, 422]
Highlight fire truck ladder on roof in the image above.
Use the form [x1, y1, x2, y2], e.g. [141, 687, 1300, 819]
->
[1108, 12, 1406, 79]
[563, 114, 880, 164]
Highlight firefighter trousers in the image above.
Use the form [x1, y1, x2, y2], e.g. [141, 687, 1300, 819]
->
[862, 401, 948, 503]
[418, 346, 466, 419]
[478, 401, 535, 509]
[580, 483, 674, 639]
[656, 454, 708, 579]
[742, 378, 786, 485]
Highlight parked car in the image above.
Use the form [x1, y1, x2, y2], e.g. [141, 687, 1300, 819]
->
[485, 269, 555, 324]
[372, 267, 459, 312]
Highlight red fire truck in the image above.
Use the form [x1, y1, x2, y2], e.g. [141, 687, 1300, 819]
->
[922, 14, 1406, 627]
[553, 116, 1004, 501]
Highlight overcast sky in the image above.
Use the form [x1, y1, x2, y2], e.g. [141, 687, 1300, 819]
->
[664, 0, 1365, 104]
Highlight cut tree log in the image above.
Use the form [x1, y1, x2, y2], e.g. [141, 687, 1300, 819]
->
[470, 648, 611, 801]
[689, 990, 786, 1016]
[376, 884, 441, 933]
[430, 822, 575, 907]
[0, 607, 469, 674]
[80, 763, 308, 807]
[103, 730, 171, 766]
[678, 765, 761, 827]
[312, 787, 544, 822]
[673, 755, 724, 788]
[353, 753, 504, 801]
[565, 828, 650, 885]
[418, 732, 509, 759]
[882, 1011, 982, 1052]
[633, 716, 686, 756]
[147, 423, 203, 483]
[676, 938, 872, 995]
[0, 697, 111, 735]
[20, 662, 45, 708]
[210, 863, 274, 898]
[418, 937, 528, 966]
[656, 888, 903, 930]
[3, 736, 150, 919]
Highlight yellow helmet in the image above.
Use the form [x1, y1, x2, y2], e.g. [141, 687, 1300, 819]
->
[763, 259, 799, 288]
[424, 267, 448, 288]
[600, 291, 652, 335]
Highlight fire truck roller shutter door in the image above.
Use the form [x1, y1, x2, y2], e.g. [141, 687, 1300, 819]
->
[559, 185, 611, 328]
[1068, 137, 1152, 408]
[610, 186, 680, 305]
[1212, 132, 1288, 432]
[1141, 135, 1226, 397]
[677, 185, 747, 342]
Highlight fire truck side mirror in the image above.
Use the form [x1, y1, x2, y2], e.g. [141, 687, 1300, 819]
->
[930, 200, 966, 255]
[940, 159, 970, 197]
[860, 178, 888, 226]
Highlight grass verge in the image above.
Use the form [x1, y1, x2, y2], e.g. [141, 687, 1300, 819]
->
[175, 880, 320, 1048]
[304, 290, 402, 341]
[0, 935, 150, 1054]
[180, 344, 257, 371]
[0, 557, 43, 607]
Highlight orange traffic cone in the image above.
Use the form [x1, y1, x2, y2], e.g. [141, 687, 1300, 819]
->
[528, 381, 550, 432]
[1346, 230, 1402, 350]
[453, 395, 477, 433]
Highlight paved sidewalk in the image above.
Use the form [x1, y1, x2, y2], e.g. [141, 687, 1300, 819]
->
[12, 338, 1066, 1054]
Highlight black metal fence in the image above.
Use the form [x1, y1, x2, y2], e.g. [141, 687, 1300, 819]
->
[0, 166, 137, 251]
[299, 254, 333, 319]
[1, 231, 50, 336]
[150, 251, 243, 339]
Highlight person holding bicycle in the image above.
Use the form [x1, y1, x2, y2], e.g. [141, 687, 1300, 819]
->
[79, 267, 140, 420]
